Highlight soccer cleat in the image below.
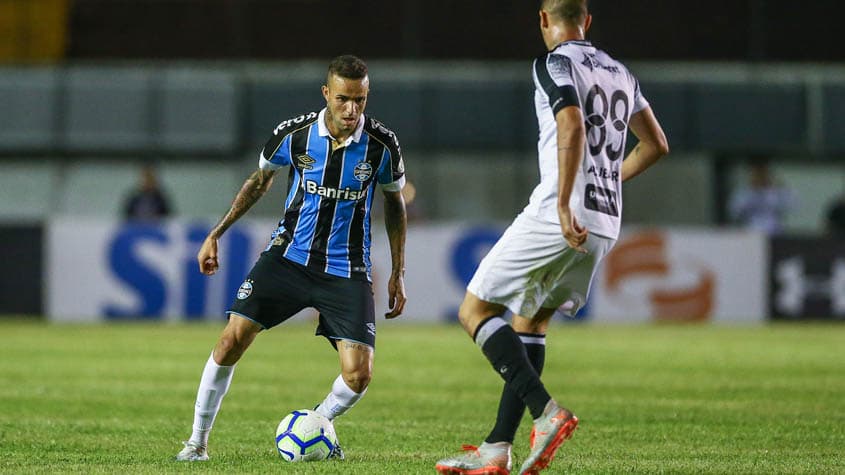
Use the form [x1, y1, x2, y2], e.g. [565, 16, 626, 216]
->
[175, 441, 209, 461]
[435, 442, 512, 475]
[313, 404, 344, 461]
[328, 442, 345, 460]
[517, 403, 578, 475]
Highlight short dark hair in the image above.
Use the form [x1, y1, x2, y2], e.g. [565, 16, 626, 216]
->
[327, 55, 368, 81]
[542, 0, 588, 25]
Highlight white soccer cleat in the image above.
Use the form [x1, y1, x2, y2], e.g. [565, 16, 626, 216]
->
[435, 442, 512, 475]
[175, 441, 209, 461]
[518, 402, 578, 475]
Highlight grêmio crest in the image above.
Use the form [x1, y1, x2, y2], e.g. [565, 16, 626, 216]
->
[353, 161, 373, 181]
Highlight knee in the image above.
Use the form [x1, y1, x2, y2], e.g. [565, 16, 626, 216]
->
[513, 309, 553, 334]
[214, 330, 252, 365]
[216, 334, 240, 355]
[214, 317, 262, 364]
[342, 367, 372, 394]
[458, 300, 488, 336]
[457, 301, 475, 332]
[513, 319, 548, 335]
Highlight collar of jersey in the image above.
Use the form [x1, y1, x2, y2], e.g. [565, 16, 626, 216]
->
[552, 39, 593, 50]
[317, 108, 365, 146]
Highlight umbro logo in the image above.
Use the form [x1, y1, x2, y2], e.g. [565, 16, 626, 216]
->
[581, 53, 595, 71]
[581, 53, 620, 74]
[296, 154, 316, 170]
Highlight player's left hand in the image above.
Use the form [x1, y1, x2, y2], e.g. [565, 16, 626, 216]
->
[385, 270, 406, 319]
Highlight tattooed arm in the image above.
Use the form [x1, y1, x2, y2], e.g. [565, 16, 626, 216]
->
[382, 189, 407, 318]
[621, 106, 669, 183]
[197, 168, 277, 275]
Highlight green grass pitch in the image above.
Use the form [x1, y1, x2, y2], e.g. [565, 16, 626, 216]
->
[1, 319, 843, 474]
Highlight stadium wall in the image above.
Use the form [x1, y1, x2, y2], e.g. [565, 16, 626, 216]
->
[38, 218, 802, 324]
[2, 62, 845, 156]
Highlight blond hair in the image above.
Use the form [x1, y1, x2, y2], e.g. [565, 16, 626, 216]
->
[541, 0, 588, 25]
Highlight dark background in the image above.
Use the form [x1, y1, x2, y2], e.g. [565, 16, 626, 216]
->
[0, 226, 43, 315]
[67, 0, 843, 62]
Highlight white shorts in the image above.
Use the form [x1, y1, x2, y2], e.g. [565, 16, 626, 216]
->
[467, 213, 616, 318]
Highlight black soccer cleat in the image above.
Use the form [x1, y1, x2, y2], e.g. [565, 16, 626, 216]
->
[328, 443, 345, 461]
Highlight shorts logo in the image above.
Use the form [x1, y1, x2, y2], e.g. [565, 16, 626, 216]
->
[366, 323, 376, 336]
[353, 162, 373, 182]
[237, 279, 254, 300]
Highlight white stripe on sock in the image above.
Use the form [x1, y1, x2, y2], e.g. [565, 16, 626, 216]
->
[519, 335, 546, 346]
[475, 317, 508, 348]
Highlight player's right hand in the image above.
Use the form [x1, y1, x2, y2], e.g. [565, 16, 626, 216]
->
[197, 236, 220, 275]
[384, 270, 406, 319]
[558, 206, 588, 253]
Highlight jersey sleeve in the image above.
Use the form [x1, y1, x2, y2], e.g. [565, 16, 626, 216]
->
[631, 79, 650, 115]
[377, 132, 406, 191]
[534, 53, 580, 115]
[257, 123, 293, 170]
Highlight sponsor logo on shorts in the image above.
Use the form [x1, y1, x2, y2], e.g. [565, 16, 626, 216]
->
[366, 323, 376, 336]
[237, 279, 254, 300]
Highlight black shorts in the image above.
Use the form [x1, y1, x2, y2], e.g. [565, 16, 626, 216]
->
[227, 245, 376, 348]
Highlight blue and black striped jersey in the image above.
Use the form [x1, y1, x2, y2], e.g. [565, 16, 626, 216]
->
[258, 108, 405, 281]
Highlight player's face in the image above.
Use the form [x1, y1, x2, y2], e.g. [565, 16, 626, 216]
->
[322, 74, 369, 138]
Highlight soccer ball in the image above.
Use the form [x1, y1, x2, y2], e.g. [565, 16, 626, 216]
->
[274, 409, 338, 462]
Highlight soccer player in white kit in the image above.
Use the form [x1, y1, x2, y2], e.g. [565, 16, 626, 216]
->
[436, 1, 669, 474]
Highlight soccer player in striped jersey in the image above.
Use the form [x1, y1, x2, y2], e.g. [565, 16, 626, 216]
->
[176, 55, 407, 461]
[436, 1, 668, 474]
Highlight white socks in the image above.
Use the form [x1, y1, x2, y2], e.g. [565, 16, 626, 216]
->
[315, 374, 367, 421]
[188, 353, 235, 448]
[187, 360, 363, 447]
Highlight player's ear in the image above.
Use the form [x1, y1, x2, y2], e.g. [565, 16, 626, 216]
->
[584, 14, 592, 33]
[321, 85, 330, 101]
[539, 10, 549, 29]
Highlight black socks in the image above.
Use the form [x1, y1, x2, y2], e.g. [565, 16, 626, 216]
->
[474, 317, 551, 421]
[485, 333, 546, 444]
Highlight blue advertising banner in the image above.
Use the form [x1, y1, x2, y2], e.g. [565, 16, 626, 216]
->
[46, 218, 517, 323]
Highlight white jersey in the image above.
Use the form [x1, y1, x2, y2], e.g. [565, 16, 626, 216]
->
[523, 40, 649, 240]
